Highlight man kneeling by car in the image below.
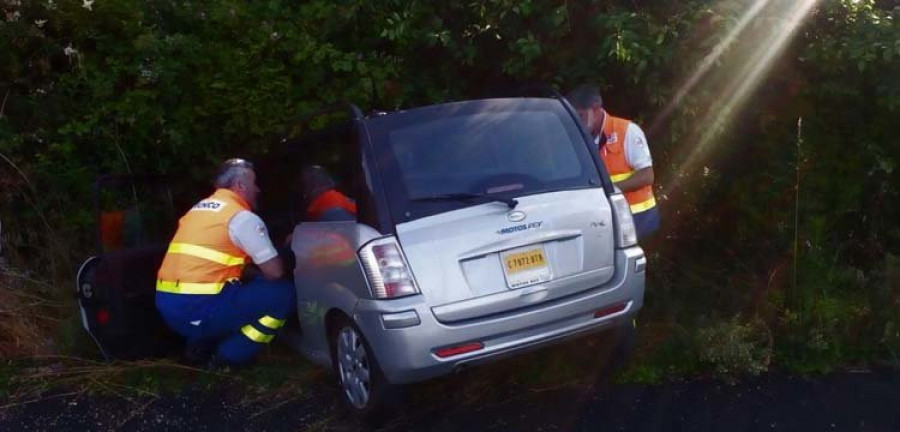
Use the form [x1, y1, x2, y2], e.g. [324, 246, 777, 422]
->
[155, 158, 295, 367]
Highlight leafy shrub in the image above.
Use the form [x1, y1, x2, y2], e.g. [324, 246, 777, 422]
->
[696, 316, 772, 379]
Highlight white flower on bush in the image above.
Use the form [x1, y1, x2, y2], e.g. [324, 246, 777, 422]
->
[35, 19, 47, 28]
[64, 44, 78, 57]
[46, 0, 56, 10]
[82, 0, 93, 11]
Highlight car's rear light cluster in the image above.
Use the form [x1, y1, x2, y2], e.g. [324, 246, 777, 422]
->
[610, 194, 638, 248]
[359, 236, 420, 299]
[96, 308, 110, 325]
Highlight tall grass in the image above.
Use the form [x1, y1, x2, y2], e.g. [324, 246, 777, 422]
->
[1, 153, 84, 359]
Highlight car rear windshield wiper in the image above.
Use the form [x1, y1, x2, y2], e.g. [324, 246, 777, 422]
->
[411, 193, 519, 209]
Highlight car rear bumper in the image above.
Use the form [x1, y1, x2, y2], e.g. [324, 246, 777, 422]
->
[352, 247, 645, 385]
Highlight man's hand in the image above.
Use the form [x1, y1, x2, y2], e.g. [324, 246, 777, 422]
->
[257, 256, 286, 280]
[615, 166, 654, 192]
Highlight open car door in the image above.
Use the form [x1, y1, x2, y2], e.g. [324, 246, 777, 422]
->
[75, 174, 192, 359]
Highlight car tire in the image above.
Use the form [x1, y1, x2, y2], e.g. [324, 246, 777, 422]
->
[329, 315, 396, 425]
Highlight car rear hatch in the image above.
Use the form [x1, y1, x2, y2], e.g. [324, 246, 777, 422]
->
[366, 98, 616, 323]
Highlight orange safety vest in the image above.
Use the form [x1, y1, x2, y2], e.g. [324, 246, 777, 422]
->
[306, 189, 357, 221]
[156, 188, 251, 295]
[600, 111, 657, 214]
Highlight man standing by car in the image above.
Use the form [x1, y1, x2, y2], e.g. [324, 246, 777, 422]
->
[567, 84, 660, 240]
[156, 158, 295, 366]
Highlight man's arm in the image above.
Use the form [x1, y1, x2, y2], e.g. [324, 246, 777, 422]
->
[256, 256, 285, 280]
[229, 211, 287, 281]
[618, 122, 654, 192]
[615, 166, 654, 192]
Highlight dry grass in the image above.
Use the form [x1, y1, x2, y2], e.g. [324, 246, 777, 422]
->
[0, 348, 319, 407]
[1, 355, 229, 406]
[0, 266, 67, 359]
[0, 356, 229, 430]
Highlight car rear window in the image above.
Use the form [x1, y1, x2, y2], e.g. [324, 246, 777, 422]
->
[366, 98, 602, 223]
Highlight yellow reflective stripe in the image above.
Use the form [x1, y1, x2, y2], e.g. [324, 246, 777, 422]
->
[258, 315, 285, 330]
[156, 279, 226, 295]
[241, 325, 274, 343]
[630, 196, 657, 213]
[610, 172, 633, 182]
[168, 243, 245, 266]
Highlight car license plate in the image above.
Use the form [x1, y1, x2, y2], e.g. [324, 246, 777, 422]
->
[501, 246, 551, 289]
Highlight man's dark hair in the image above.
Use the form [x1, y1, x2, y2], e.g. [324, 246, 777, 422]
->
[566, 84, 603, 110]
[300, 165, 336, 201]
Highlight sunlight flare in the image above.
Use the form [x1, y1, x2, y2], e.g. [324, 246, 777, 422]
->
[662, 0, 820, 197]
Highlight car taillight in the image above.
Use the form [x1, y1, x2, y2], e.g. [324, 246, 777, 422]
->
[610, 194, 638, 248]
[359, 237, 420, 299]
[96, 308, 110, 325]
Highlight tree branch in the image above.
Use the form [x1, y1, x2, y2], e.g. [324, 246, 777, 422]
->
[0, 88, 9, 119]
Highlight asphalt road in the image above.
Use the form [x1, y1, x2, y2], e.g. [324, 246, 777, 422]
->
[2, 365, 898, 432]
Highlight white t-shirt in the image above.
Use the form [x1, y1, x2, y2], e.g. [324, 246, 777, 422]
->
[227, 210, 278, 265]
[594, 122, 653, 170]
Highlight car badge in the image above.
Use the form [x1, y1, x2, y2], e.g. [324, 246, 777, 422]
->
[507, 210, 527, 223]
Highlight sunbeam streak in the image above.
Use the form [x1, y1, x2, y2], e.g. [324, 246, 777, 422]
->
[650, 0, 772, 134]
[664, 0, 820, 198]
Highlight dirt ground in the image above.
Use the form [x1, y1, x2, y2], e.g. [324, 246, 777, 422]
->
[2, 366, 898, 432]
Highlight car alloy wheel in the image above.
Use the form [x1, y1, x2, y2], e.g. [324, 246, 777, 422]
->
[337, 325, 371, 409]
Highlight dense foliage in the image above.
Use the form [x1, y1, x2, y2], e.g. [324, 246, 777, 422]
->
[1, 0, 897, 373]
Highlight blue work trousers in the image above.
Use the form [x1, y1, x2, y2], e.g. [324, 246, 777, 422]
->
[632, 206, 661, 241]
[156, 277, 296, 364]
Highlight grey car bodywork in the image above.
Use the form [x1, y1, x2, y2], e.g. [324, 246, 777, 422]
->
[280, 97, 646, 385]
